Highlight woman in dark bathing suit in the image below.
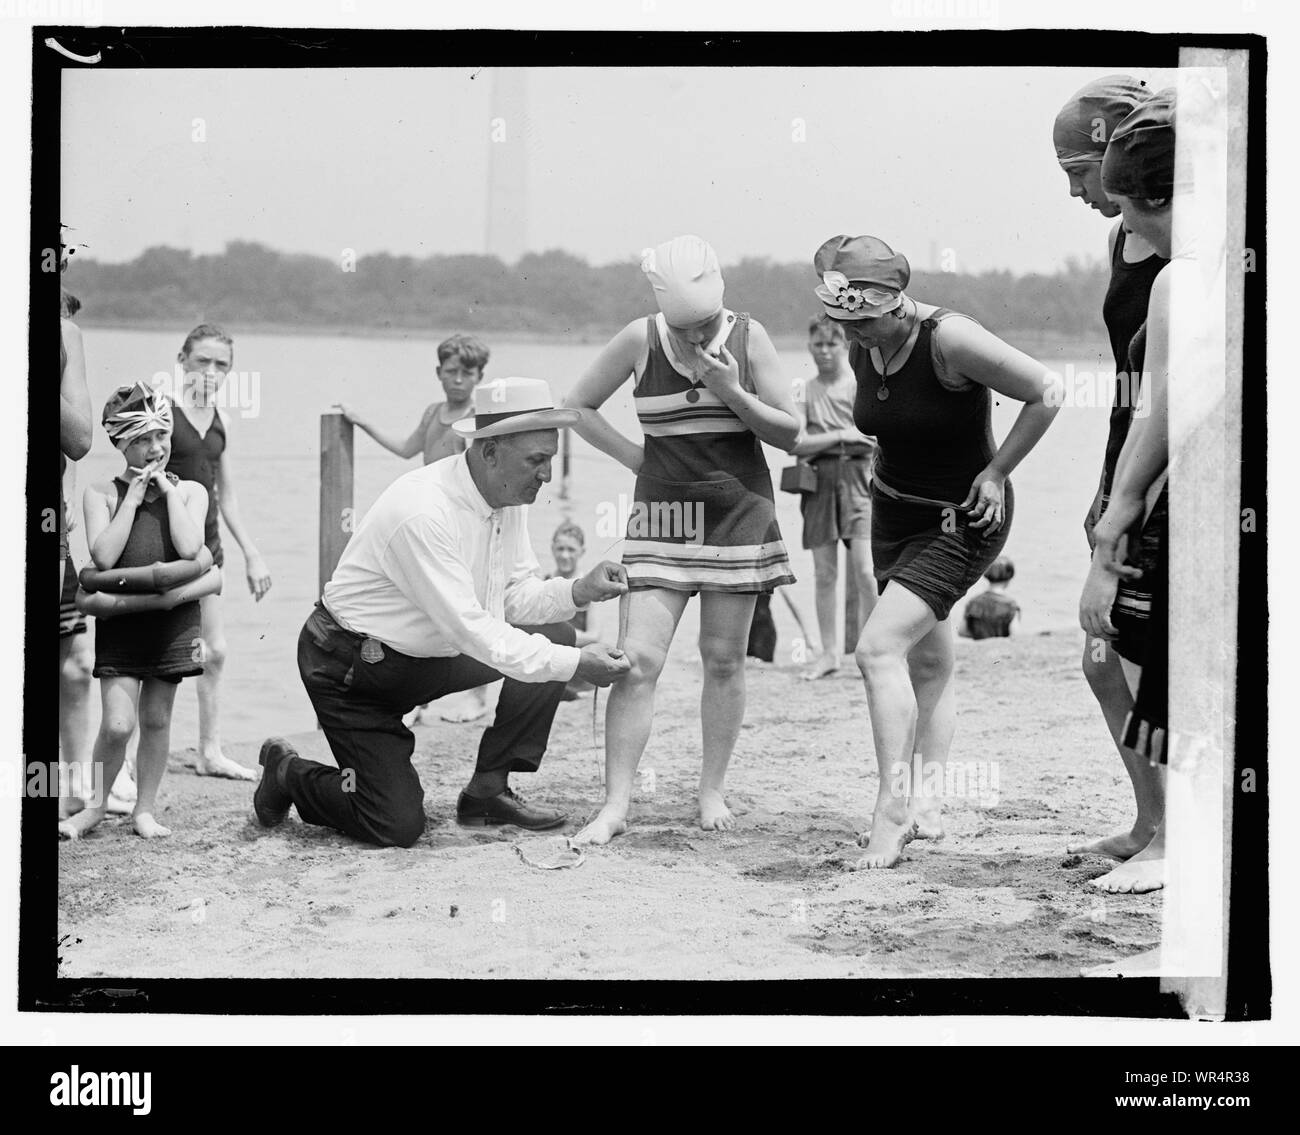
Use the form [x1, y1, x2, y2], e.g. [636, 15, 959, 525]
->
[813, 234, 1060, 869]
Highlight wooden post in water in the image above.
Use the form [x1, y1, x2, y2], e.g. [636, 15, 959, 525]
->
[843, 545, 860, 655]
[319, 411, 354, 596]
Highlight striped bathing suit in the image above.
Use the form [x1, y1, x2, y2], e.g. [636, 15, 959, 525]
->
[623, 311, 795, 594]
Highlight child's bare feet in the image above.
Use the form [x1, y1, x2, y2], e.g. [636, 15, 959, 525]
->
[698, 788, 736, 831]
[436, 689, 488, 723]
[193, 749, 256, 781]
[802, 651, 840, 680]
[58, 806, 106, 841]
[132, 812, 172, 839]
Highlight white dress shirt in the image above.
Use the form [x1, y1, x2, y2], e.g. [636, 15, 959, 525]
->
[322, 453, 583, 683]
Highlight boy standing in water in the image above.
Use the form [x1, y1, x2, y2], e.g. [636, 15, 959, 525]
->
[337, 334, 491, 721]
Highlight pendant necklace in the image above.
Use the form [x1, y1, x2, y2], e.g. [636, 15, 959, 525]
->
[876, 301, 915, 402]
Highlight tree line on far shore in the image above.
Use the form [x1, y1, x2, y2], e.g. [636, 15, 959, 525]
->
[64, 241, 1110, 341]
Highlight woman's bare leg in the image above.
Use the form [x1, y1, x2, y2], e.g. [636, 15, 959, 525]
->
[571, 588, 688, 845]
[907, 617, 956, 840]
[697, 590, 758, 830]
[854, 583, 938, 868]
[1069, 636, 1164, 859]
[133, 678, 180, 837]
[59, 677, 138, 840]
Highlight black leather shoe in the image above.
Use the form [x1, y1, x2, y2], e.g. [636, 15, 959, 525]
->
[456, 787, 566, 831]
[254, 737, 296, 827]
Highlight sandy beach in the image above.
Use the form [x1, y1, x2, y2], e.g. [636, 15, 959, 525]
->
[57, 626, 1161, 981]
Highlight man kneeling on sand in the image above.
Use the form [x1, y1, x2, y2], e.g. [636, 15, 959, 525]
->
[254, 378, 631, 847]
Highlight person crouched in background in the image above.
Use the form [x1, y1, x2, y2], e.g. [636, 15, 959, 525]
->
[960, 556, 1020, 639]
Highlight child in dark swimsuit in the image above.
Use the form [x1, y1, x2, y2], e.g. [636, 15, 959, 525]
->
[59, 384, 219, 841]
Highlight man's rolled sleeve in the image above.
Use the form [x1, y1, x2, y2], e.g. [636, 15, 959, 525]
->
[383, 517, 579, 683]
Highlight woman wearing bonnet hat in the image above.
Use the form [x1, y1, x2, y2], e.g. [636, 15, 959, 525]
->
[812, 234, 1060, 868]
[563, 235, 801, 845]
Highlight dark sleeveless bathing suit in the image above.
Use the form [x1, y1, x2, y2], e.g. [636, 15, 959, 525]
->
[166, 400, 227, 567]
[1085, 226, 1168, 547]
[92, 474, 204, 683]
[851, 308, 1012, 622]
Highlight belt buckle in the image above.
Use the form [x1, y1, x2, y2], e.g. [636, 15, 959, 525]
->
[360, 637, 385, 664]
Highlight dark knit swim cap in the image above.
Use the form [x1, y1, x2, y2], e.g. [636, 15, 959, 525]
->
[1053, 74, 1151, 166]
[1101, 88, 1178, 199]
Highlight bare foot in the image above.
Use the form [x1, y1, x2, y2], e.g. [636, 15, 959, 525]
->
[698, 789, 736, 831]
[193, 751, 257, 781]
[58, 806, 106, 841]
[437, 690, 489, 723]
[133, 812, 172, 839]
[570, 809, 628, 846]
[1089, 854, 1164, 894]
[911, 800, 945, 841]
[802, 652, 840, 680]
[855, 805, 918, 870]
[1068, 827, 1155, 861]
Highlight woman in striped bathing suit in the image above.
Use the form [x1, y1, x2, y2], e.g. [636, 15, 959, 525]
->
[813, 234, 1060, 869]
[564, 235, 800, 845]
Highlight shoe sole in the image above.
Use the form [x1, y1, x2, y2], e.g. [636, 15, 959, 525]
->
[253, 738, 292, 827]
[455, 813, 567, 831]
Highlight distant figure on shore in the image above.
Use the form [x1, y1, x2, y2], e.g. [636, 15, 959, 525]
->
[790, 313, 879, 679]
[815, 233, 1059, 868]
[60, 384, 220, 840]
[547, 521, 601, 700]
[165, 323, 271, 781]
[337, 333, 491, 724]
[960, 556, 1020, 639]
[563, 234, 800, 845]
[253, 378, 630, 848]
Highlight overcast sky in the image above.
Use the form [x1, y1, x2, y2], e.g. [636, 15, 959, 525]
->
[62, 65, 1178, 275]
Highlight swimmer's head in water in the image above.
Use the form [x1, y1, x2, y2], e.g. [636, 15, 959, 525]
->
[984, 556, 1015, 585]
[641, 235, 725, 327]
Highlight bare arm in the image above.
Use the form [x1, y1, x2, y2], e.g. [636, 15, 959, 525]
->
[60, 319, 92, 460]
[562, 320, 646, 473]
[934, 318, 1060, 531]
[163, 479, 208, 559]
[337, 401, 431, 459]
[84, 478, 139, 571]
[696, 319, 801, 451]
[212, 425, 272, 597]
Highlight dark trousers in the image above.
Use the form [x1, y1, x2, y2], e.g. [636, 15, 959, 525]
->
[286, 603, 575, 848]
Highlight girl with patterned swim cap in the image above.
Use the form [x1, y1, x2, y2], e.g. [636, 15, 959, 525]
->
[59, 384, 219, 841]
[564, 235, 801, 845]
[813, 234, 1060, 868]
